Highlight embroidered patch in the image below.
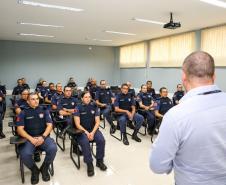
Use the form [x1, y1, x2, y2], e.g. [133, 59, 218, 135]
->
[39, 113, 44, 118]
[91, 110, 95, 114]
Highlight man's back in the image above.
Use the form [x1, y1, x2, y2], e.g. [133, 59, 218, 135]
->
[155, 85, 226, 185]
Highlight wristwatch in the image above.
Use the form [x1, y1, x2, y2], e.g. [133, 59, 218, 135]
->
[42, 135, 46, 140]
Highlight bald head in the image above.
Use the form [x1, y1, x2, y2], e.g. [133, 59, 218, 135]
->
[183, 51, 215, 80]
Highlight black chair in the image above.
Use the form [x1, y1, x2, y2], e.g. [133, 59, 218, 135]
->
[10, 136, 54, 183]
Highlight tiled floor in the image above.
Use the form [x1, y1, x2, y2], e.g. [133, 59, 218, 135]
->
[0, 112, 174, 185]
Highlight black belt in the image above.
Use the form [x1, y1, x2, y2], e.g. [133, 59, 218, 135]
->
[198, 90, 222, 95]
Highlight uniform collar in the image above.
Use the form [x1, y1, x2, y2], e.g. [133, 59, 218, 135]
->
[180, 85, 220, 103]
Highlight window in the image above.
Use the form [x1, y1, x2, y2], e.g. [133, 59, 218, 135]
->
[201, 25, 226, 66]
[149, 32, 196, 67]
[120, 42, 147, 68]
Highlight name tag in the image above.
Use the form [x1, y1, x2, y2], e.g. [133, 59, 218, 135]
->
[25, 116, 34, 120]
[81, 112, 87, 115]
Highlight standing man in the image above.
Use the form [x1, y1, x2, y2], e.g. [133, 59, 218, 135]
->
[150, 51, 226, 185]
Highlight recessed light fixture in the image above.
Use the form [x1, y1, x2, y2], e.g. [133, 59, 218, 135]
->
[18, 33, 55, 38]
[18, 22, 64, 28]
[104, 30, 136, 36]
[132, 18, 165, 25]
[200, 0, 226, 8]
[18, 0, 84, 12]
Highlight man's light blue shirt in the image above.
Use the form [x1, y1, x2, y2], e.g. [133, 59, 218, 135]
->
[150, 85, 226, 185]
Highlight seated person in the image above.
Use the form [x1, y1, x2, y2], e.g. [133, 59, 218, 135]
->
[0, 90, 5, 139]
[21, 77, 30, 90]
[155, 87, 173, 121]
[126, 81, 136, 98]
[58, 86, 78, 134]
[0, 83, 6, 119]
[114, 83, 144, 145]
[51, 83, 64, 110]
[89, 79, 99, 100]
[12, 79, 25, 101]
[16, 93, 57, 184]
[67, 77, 77, 88]
[146, 80, 156, 99]
[173, 84, 185, 105]
[95, 80, 116, 133]
[15, 89, 29, 115]
[137, 84, 156, 135]
[74, 91, 107, 177]
[36, 80, 48, 104]
[44, 83, 56, 108]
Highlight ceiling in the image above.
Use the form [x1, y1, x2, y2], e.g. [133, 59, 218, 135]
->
[1, 0, 226, 46]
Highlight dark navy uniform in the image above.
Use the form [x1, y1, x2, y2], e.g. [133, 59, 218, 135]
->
[173, 91, 185, 105]
[0, 85, 6, 118]
[155, 97, 173, 115]
[16, 106, 57, 169]
[89, 85, 99, 100]
[58, 96, 78, 125]
[114, 93, 144, 133]
[74, 102, 105, 164]
[36, 86, 48, 104]
[95, 88, 114, 126]
[23, 83, 30, 90]
[128, 88, 136, 98]
[137, 92, 156, 133]
[147, 88, 156, 99]
[51, 92, 64, 108]
[45, 89, 56, 109]
[15, 98, 29, 111]
[12, 85, 24, 96]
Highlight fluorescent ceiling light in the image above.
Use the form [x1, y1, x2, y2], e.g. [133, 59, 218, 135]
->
[105, 30, 136, 36]
[18, 0, 84, 12]
[18, 33, 55, 38]
[132, 18, 165, 25]
[200, 0, 226, 8]
[18, 22, 64, 28]
[86, 37, 112, 42]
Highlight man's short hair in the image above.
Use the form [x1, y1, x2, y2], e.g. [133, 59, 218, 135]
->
[64, 86, 71, 91]
[121, 83, 129, 89]
[159, 87, 167, 93]
[183, 51, 215, 79]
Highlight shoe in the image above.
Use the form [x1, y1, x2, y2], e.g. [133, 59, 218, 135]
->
[87, 163, 94, 177]
[0, 132, 6, 139]
[34, 152, 41, 162]
[30, 164, 40, 185]
[40, 162, 50, 182]
[122, 133, 129, 145]
[127, 121, 135, 129]
[110, 124, 116, 134]
[132, 130, 141, 142]
[96, 160, 107, 171]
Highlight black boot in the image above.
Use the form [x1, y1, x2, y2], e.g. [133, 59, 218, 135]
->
[30, 164, 40, 185]
[40, 162, 50, 182]
[122, 133, 129, 145]
[73, 144, 82, 156]
[110, 123, 116, 134]
[87, 162, 94, 177]
[96, 160, 107, 171]
[132, 129, 141, 142]
[34, 151, 41, 162]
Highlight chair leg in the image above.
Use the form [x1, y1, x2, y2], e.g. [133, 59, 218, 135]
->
[49, 163, 54, 176]
[99, 116, 106, 129]
[90, 142, 96, 158]
[70, 139, 80, 169]
[20, 157, 25, 183]
[56, 127, 66, 151]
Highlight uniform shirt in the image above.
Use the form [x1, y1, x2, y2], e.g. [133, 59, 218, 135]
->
[12, 85, 24, 95]
[155, 97, 173, 115]
[173, 91, 185, 105]
[0, 85, 6, 95]
[150, 85, 226, 185]
[128, 88, 136, 98]
[74, 102, 100, 132]
[51, 92, 64, 107]
[147, 88, 156, 99]
[95, 88, 114, 104]
[23, 83, 30, 90]
[36, 86, 48, 98]
[137, 92, 153, 106]
[45, 89, 56, 102]
[16, 106, 52, 136]
[58, 96, 78, 110]
[114, 93, 135, 111]
[14, 99, 29, 110]
[0, 91, 3, 112]
[89, 85, 99, 99]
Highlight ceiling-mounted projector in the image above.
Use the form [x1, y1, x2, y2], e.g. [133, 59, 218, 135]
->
[163, 12, 181, 29]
